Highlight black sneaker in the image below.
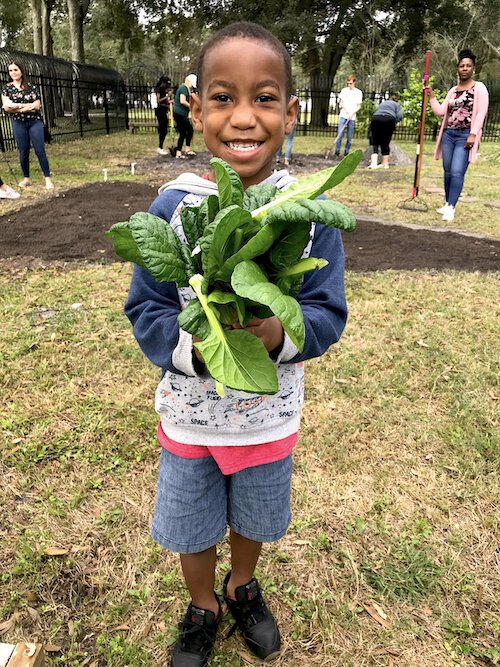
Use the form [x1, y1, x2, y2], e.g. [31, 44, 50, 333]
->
[223, 572, 281, 661]
[171, 595, 221, 667]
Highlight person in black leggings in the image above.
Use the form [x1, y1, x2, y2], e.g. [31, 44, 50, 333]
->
[155, 75, 172, 156]
[368, 95, 403, 169]
[173, 74, 197, 158]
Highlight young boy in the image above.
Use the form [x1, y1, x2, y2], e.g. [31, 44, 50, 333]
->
[125, 22, 348, 667]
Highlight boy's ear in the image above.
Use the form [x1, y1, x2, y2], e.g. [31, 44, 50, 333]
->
[285, 95, 299, 134]
[190, 93, 203, 132]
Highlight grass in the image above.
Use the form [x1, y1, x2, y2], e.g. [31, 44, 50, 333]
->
[1, 264, 499, 666]
[0, 130, 498, 238]
[0, 131, 499, 665]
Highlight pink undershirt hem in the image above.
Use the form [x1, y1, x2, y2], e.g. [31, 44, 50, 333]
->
[157, 422, 297, 475]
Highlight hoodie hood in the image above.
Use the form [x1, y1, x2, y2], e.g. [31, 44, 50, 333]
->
[158, 169, 297, 197]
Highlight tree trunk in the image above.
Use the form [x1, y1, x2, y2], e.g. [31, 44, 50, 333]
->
[41, 0, 54, 57]
[66, 0, 86, 62]
[31, 0, 43, 54]
[310, 74, 334, 127]
[66, 0, 91, 125]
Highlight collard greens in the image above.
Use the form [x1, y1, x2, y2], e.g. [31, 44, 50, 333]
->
[107, 151, 362, 396]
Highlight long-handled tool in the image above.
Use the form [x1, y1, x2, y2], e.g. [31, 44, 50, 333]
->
[398, 50, 432, 211]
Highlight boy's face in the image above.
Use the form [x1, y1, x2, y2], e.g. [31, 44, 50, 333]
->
[191, 38, 297, 188]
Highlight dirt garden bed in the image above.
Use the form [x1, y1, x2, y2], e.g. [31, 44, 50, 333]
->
[0, 153, 498, 272]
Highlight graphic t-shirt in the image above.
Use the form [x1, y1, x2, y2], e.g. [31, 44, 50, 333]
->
[447, 86, 475, 130]
[2, 82, 42, 121]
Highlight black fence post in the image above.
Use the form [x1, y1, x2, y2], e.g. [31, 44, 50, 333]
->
[103, 88, 110, 134]
[75, 80, 84, 137]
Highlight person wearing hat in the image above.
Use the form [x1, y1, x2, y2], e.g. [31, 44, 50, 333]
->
[173, 74, 197, 158]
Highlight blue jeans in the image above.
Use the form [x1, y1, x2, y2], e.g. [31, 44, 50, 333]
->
[335, 117, 355, 156]
[12, 118, 51, 178]
[441, 128, 470, 207]
[278, 120, 297, 161]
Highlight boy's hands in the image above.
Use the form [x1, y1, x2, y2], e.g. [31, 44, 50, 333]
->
[193, 316, 284, 363]
[232, 316, 284, 354]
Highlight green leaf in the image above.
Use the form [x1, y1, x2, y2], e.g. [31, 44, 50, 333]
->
[177, 299, 211, 340]
[231, 260, 305, 351]
[189, 274, 278, 395]
[129, 212, 189, 285]
[210, 157, 244, 208]
[216, 219, 288, 282]
[252, 150, 363, 221]
[195, 329, 278, 395]
[208, 290, 247, 326]
[106, 222, 146, 268]
[243, 184, 278, 211]
[198, 195, 220, 234]
[205, 206, 254, 279]
[268, 222, 312, 271]
[180, 206, 201, 248]
[266, 198, 356, 232]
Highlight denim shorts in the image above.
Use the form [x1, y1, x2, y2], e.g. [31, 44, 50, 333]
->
[151, 448, 293, 554]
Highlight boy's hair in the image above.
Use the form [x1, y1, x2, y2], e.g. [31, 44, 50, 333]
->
[457, 48, 476, 66]
[196, 22, 293, 97]
[347, 74, 357, 82]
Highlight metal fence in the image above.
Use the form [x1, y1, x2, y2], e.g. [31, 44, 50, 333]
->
[1, 57, 498, 150]
[0, 48, 127, 152]
[125, 80, 499, 142]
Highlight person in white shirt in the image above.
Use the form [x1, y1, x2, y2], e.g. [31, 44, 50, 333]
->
[335, 75, 363, 157]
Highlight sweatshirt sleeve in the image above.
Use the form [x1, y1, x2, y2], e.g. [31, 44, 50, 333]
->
[278, 223, 348, 364]
[124, 190, 198, 377]
[471, 83, 489, 135]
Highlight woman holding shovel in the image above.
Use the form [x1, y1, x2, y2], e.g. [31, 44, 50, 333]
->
[428, 48, 489, 222]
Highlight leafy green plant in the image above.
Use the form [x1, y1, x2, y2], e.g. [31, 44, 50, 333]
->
[399, 68, 445, 132]
[107, 153, 362, 395]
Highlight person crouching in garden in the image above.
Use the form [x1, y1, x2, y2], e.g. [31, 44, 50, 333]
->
[2, 62, 54, 190]
[428, 48, 489, 222]
[368, 94, 403, 169]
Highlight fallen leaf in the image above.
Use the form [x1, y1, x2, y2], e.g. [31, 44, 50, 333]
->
[44, 547, 69, 557]
[362, 602, 390, 629]
[371, 601, 388, 620]
[111, 624, 130, 632]
[26, 606, 41, 623]
[68, 620, 75, 636]
[238, 649, 257, 663]
[0, 614, 18, 633]
[141, 621, 153, 638]
[26, 591, 38, 604]
[44, 644, 62, 652]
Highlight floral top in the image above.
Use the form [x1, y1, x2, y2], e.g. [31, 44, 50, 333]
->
[1, 82, 42, 122]
[447, 86, 474, 130]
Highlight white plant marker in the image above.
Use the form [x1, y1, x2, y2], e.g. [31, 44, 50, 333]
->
[102, 168, 108, 182]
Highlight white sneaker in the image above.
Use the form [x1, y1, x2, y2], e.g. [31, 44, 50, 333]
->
[157, 148, 168, 155]
[45, 178, 54, 190]
[0, 185, 20, 199]
[436, 203, 450, 215]
[442, 206, 455, 222]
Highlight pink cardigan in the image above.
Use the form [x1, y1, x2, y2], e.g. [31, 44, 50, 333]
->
[430, 81, 489, 163]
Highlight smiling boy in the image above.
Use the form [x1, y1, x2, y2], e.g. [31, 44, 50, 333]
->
[125, 22, 348, 666]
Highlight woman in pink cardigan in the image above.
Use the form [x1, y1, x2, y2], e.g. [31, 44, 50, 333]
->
[429, 48, 489, 222]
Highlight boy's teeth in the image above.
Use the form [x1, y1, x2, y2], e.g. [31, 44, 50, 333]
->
[227, 142, 260, 152]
